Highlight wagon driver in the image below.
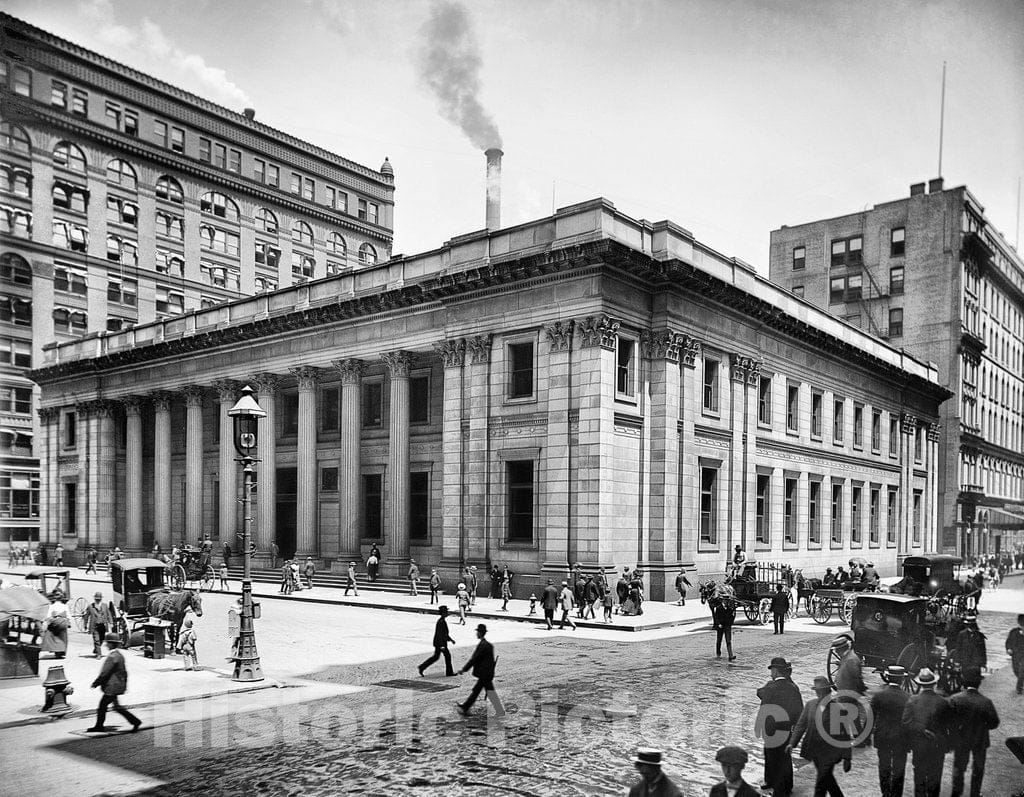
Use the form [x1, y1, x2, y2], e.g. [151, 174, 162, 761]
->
[731, 544, 747, 577]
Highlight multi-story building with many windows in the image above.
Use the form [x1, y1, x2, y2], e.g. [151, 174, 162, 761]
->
[0, 13, 394, 545]
[31, 198, 948, 598]
[769, 179, 1024, 558]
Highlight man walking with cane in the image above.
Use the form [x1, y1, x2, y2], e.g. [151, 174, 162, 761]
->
[456, 624, 504, 717]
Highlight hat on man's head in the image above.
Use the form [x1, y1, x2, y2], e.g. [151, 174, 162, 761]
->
[438, 605, 449, 615]
[93, 592, 103, 599]
[349, 561, 355, 566]
[965, 611, 978, 624]
[715, 746, 748, 765]
[768, 656, 792, 671]
[826, 567, 833, 572]
[476, 623, 487, 634]
[830, 635, 853, 651]
[812, 676, 832, 691]
[562, 581, 568, 586]
[633, 747, 663, 766]
[457, 583, 466, 590]
[914, 668, 939, 686]
[883, 665, 908, 683]
[735, 545, 742, 550]
[962, 668, 983, 688]
[104, 632, 122, 645]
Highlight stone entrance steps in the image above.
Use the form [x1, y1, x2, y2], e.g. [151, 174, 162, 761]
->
[224, 566, 413, 594]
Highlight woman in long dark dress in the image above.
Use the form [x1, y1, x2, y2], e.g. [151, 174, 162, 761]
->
[41, 590, 69, 658]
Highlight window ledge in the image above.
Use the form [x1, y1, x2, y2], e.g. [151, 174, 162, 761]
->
[503, 396, 537, 406]
[757, 421, 772, 430]
[614, 395, 638, 406]
[498, 541, 538, 551]
[701, 409, 721, 419]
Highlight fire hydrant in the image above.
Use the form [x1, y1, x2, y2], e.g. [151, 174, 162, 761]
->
[41, 665, 74, 715]
[528, 594, 537, 615]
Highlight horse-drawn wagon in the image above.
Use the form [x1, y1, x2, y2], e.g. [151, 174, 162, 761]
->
[110, 558, 203, 647]
[701, 561, 791, 624]
[170, 545, 215, 591]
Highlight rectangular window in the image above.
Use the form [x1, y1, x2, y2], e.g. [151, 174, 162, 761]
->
[871, 410, 881, 452]
[124, 109, 138, 136]
[755, 473, 770, 544]
[912, 490, 922, 544]
[409, 375, 430, 424]
[851, 485, 862, 544]
[889, 416, 899, 457]
[831, 483, 843, 544]
[757, 375, 772, 425]
[254, 158, 266, 183]
[506, 460, 534, 542]
[811, 391, 823, 438]
[703, 358, 720, 413]
[0, 337, 31, 368]
[320, 466, 339, 492]
[170, 127, 184, 153]
[106, 276, 138, 306]
[784, 478, 797, 544]
[831, 235, 863, 267]
[302, 177, 314, 201]
[199, 137, 211, 163]
[213, 143, 227, 169]
[786, 384, 799, 432]
[13, 66, 32, 97]
[1, 386, 32, 415]
[228, 148, 241, 174]
[362, 381, 383, 427]
[267, 164, 279, 188]
[410, 471, 429, 540]
[890, 227, 905, 257]
[808, 480, 821, 545]
[51, 80, 67, 108]
[154, 120, 168, 148]
[792, 246, 805, 270]
[847, 272, 862, 301]
[64, 411, 77, 448]
[105, 101, 121, 129]
[887, 487, 899, 544]
[291, 172, 302, 195]
[833, 398, 845, 443]
[853, 404, 864, 448]
[830, 276, 845, 304]
[155, 286, 184, 315]
[281, 391, 299, 436]
[63, 482, 77, 534]
[699, 466, 718, 545]
[869, 487, 880, 544]
[508, 341, 534, 399]
[362, 473, 383, 539]
[320, 386, 340, 432]
[889, 308, 903, 337]
[616, 337, 636, 398]
[71, 89, 88, 116]
[54, 266, 88, 295]
[914, 427, 923, 462]
[0, 470, 40, 518]
[890, 266, 904, 295]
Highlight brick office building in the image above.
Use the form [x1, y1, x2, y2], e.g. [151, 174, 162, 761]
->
[769, 180, 1024, 557]
[0, 13, 394, 545]
[31, 198, 948, 598]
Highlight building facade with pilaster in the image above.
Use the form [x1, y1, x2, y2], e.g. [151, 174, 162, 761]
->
[0, 13, 394, 545]
[768, 180, 1024, 558]
[32, 199, 948, 598]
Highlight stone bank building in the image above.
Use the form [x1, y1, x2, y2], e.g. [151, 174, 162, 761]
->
[31, 199, 949, 597]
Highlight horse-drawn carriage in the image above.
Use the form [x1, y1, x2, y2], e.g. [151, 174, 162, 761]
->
[170, 545, 216, 591]
[24, 567, 88, 632]
[700, 561, 790, 624]
[110, 558, 203, 647]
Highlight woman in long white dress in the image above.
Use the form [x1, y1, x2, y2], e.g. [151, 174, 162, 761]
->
[40, 590, 70, 658]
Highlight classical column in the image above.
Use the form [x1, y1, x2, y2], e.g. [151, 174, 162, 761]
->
[37, 408, 59, 541]
[545, 322, 574, 566]
[152, 392, 173, 548]
[677, 335, 702, 561]
[900, 413, 917, 554]
[75, 402, 92, 542]
[252, 374, 281, 552]
[332, 359, 363, 558]
[183, 386, 205, 542]
[927, 424, 941, 552]
[291, 367, 321, 557]
[433, 341, 465, 564]
[215, 381, 240, 547]
[382, 351, 412, 563]
[124, 396, 145, 550]
[93, 401, 117, 549]
[643, 330, 682, 571]
[728, 354, 757, 556]
[464, 336, 492, 566]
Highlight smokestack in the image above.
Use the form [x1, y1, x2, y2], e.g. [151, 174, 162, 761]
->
[485, 147, 502, 231]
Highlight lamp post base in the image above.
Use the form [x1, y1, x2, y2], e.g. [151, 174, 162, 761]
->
[232, 659, 264, 682]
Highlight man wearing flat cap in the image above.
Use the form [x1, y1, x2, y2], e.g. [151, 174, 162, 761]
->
[869, 665, 910, 797]
[901, 668, 953, 797]
[627, 747, 683, 797]
[948, 668, 999, 797]
[710, 746, 759, 797]
[789, 676, 852, 796]
[756, 657, 803, 797]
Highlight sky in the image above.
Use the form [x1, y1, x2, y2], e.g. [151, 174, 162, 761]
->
[5, 0, 1023, 271]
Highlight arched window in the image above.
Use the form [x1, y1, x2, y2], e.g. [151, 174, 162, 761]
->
[327, 232, 347, 257]
[155, 175, 184, 204]
[0, 253, 32, 286]
[255, 207, 278, 234]
[199, 191, 239, 221]
[53, 141, 87, 173]
[291, 220, 314, 246]
[0, 123, 31, 156]
[106, 159, 138, 191]
[358, 243, 378, 266]
[52, 180, 88, 213]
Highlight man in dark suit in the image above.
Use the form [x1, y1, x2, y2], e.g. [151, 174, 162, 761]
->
[456, 624, 504, 717]
[627, 748, 683, 797]
[771, 584, 791, 635]
[86, 633, 142, 732]
[902, 668, 952, 797]
[948, 668, 1000, 797]
[870, 665, 910, 797]
[1007, 614, 1024, 694]
[540, 578, 559, 630]
[788, 676, 852, 796]
[418, 605, 456, 677]
[756, 657, 803, 797]
[709, 746, 759, 797]
[714, 592, 736, 661]
[949, 613, 987, 674]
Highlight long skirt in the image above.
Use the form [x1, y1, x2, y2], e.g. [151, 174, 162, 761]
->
[41, 625, 68, 654]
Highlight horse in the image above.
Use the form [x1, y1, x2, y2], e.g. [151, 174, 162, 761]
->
[147, 589, 203, 647]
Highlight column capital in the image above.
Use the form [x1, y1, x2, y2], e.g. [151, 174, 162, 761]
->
[927, 423, 942, 443]
[433, 339, 466, 369]
[251, 372, 284, 394]
[77, 399, 115, 418]
[332, 358, 365, 384]
[151, 391, 174, 412]
[290, 366, 323, 391]
[679, 334, 702, 368]
[467, 334, 493, 364]
[901, 412, 918, 435]
[381, 351, 413, 378]
[577, 314, 619, 349]
[37, 406, 60, 423]
[545, 320, 574, 353]
[641, 329, 683, 363]
[123, 395, 147, 416]
[213, 379, 242, 403]
[730, 353, 761, 385]
[182, 385, 206, 408]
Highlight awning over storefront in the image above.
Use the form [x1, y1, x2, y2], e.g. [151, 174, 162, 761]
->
[985, 507, 1024, 527]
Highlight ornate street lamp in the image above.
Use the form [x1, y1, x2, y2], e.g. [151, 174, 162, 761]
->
[228, 385, 266, 682]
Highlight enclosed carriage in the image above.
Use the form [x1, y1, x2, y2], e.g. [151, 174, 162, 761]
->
[110, 558, 168, 642]
[171, 546, 215, 591]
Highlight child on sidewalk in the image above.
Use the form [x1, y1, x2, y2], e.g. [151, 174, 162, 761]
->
[219, 562, 230, 591]
[602, 591, 614, 623]
[178, 618, 198, 670]
[456, 582, 470, 625]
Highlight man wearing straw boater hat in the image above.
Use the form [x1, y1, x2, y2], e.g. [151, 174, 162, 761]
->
[902, 667, 952, 797]
[627, 747, 683, 797]
[948, 668, 1000, 797]
[869, 665, 911, 797]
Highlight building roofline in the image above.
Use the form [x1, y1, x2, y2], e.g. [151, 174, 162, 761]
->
[0, 12, 391, 187]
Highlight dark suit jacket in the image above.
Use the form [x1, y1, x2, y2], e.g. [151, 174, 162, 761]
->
[464, 638, 495, 680]
[541, 585, 560, 610]
[91, 649, 128, 696]
[902, 689, 952, 756]
[713, 599, 736, 627]
[791, 696, 851, 766]
[709, 780, 759, 797]
[756, 676, 803, 737]
[770, 591, 790, 614]
[432, 617, 453, 648]
[948, 688, 999, 750]
[870, 684, 910, 750]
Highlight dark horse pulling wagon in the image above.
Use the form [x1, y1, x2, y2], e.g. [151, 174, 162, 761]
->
[700, 562, 791, 624]
[110, 558, 203, 647]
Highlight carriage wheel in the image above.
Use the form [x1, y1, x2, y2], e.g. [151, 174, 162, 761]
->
[743, 603, 760, 623]
[896, 642, 927, 691]
[839, 595, 857, 625]
[759, 598, 772, 626]
[172, 564, 186, 591]
[71, 596, 88, 632]
[201, 565, 215, 592]
[811, 597, 832, 624]
[826, 645, 842, 688]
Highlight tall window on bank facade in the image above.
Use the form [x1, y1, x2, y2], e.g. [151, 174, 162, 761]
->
[699, 465, 718, 545]
[912, 490, 922, 544]
[320, 386, 340, 432]
[507, 341, 534, 400]
[616, 336, 636, 399]
[362, 474, 382, 538]
[786, 384, 799, 432]
[811, 391, 823, 439]
[409, 375, 430, 424]
[758, 375, 772, 425]
[808, 480, 821, 545]
[410, 471, 429, 540]
[784, 477, 798, 545]
[362, 381, 383, 427]
[889, 416, 899, 457]
[63, 481, 77, 534]
[869, 487, 880, 545]
[281, 391, 299, 435]
[871, 410, 882, 452]
[853, 404, 864, 448]
[887, 487, 899, 544]
[833, 398, 845, 443]
[831, 482, 843, 544]
[702, 358, 720, 413]
[506, 460, 534, 542]
[851, 484, 862, 544]
[755, 473, 770, 544]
